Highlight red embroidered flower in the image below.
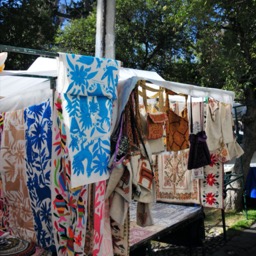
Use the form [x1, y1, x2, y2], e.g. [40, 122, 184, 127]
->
[206, 173, 216, 186]
[205, 192, 216, 205]
[209, 153, 218, 167]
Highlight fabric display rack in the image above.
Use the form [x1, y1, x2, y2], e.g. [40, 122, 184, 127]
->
[0, 45, 244, 256]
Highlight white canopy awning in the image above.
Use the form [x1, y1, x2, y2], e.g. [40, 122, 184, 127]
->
[0, 56, 235, 113]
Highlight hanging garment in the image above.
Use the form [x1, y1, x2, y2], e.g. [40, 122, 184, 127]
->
[200, 150, 224, 209]
[155, 151, 200, 204]
[0, 112, 6, 229]
[0, 112, 4, 147]
[205, 99, 234, 151]
[57, 53, 120, 188]
[101, 199, 114, 256]
[24, 99, 55, 251]
[84, 184, 95, 255]
[51, 92, 88, 256]
[227, 137, 244, 160]
[0, 109, 36, 242]
[92, 180, 106, 256]
[165, 90, 189, 152]
[110, 210, 130, 256]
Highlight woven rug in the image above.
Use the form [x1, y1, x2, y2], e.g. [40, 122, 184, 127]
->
[0, 237, 36, 256]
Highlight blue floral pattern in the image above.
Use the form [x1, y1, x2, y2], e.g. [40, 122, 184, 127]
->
[58, 53, 120, 188]
[24, 99, 55, 252]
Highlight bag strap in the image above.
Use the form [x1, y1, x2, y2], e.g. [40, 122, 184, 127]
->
[129, 91, 152, 165]
[138, 80, 164, 112]
[166, 89, 188, 116]
[190, 97, 204, 134]
[200, 101, 204, 131]
[112, 112, 125, 163]
[190, 96, 194, 134]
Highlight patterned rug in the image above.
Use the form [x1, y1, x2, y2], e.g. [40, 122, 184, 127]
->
[0, 237, 36, 256]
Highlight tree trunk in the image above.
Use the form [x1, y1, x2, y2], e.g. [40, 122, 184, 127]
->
[225, 86, 256, 210]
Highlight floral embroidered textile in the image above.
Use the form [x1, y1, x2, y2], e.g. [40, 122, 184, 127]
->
[51, 92, 88, 255]
[24, 100, 55, 251]
[1, 110, 36, 242]
[57, 53, 120, 188]
[200, 150, 224, 209]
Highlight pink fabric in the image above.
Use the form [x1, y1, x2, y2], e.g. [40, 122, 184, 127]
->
[101, 199, 114, 256]
[93, 180, 106, 256]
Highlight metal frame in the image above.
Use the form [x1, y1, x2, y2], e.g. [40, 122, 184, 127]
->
[0, 44, 58, 89]
[221, 103, 248, 241]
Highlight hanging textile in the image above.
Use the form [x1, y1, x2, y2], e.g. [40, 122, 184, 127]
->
[0, 112, 4, 147]
[200, 150, 224, 209]
[92, 180, 106, 256]
[155, 151, 200, 204]
[0, 109, 36, 242]
[51, 92, 88, 255]
[0, 112, 8, 230]
[110, 211, 130, 256]
[84, 184, 95, 255]
[57, 53, 120, 188]
[101, 199, 114, 256]
[205, 98, 234, 152]
[24, 99, 55, 251]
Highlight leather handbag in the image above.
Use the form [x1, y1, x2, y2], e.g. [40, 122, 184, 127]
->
[165, 89, 190, 151]
[147, 112, 168, 140]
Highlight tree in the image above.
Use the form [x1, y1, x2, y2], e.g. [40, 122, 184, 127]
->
[180, 0, 256, 210]
[55, 0, 200, 83]
[0, 0, 62, 69]
[0, 0, 95, 69]
[115, 0, 200, 84]
[54, 8, 96, 55]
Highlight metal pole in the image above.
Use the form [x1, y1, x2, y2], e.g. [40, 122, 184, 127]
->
[95, 0, 116, 59]
[95, 0, 105, 57]
[221, 209, 227, 241]
[105, 0, 116, 59]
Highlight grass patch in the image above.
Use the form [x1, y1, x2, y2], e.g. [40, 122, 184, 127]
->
[229, 209, 256, 231]
[204, 208, 256, 239]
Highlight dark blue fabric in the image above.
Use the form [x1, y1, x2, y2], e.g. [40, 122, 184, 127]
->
[245, 167, 256, 198]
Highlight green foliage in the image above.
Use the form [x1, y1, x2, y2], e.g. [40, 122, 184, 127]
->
[227, 209, 256, 235]
[54, 11, 96, 56]
[0, 0, 60, 69]
[182, 0, 256, 95]
[115, 0, 198, 83]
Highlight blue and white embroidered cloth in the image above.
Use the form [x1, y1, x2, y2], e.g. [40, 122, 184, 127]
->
[57, 53, 120, 188]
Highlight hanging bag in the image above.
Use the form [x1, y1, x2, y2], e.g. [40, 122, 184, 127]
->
[147, 112, 168, 140]
[187, 98, 211, 170]
[165, 89, 189, 151]
[138, 80, 167, 154]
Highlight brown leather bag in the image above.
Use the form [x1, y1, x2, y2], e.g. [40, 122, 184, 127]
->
[147, 112, 168, 140]
[165, 89, 189, 151]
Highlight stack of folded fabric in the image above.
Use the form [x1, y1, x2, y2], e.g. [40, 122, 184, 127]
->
[0, 231, 36, 256]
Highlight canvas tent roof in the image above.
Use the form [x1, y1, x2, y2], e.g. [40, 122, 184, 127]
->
[0, 56, 235, 113]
